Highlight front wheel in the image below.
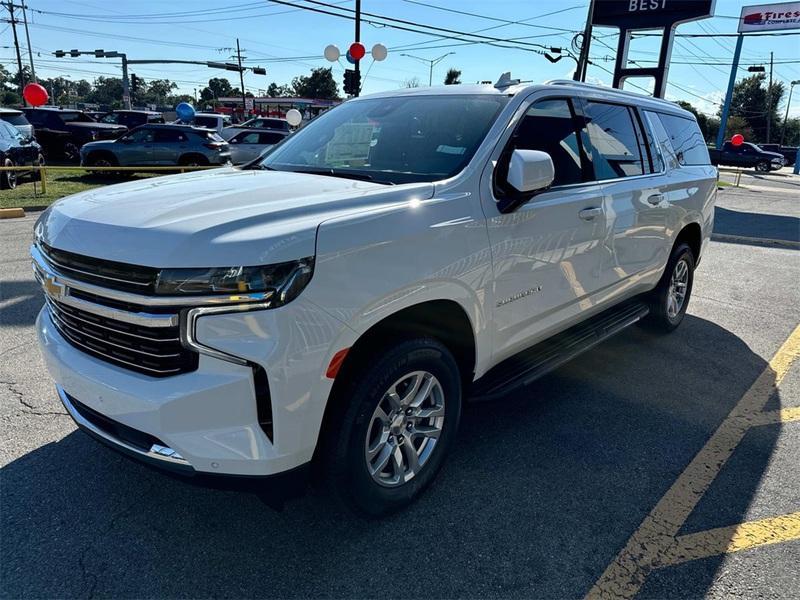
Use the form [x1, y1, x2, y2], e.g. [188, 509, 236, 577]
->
[321, 338, 462, 516]
[643, 242, 695, 333]
[1, 158, 17, 190]
[755, 160, 770, 173]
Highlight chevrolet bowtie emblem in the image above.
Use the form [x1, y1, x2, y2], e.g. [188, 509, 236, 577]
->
[42, 273, 66, 299]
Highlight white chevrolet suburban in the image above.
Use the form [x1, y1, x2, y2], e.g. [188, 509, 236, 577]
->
[33, 79, 715, 515]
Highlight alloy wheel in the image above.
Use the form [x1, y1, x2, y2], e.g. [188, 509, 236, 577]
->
[667, 258, 689, 319]
[364, 370, 445, 487]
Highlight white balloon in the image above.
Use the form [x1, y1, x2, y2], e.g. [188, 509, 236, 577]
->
[323, 44, 340, 62]
[371, 43, 388, 62]
[286, 109, 303, 127]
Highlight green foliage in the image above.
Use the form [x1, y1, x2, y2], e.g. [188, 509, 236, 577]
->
[291, 67, 339, 99]
[444, 68, 461, 85]
[722, 74, 784, 143]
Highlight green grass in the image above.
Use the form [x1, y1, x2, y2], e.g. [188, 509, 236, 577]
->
[1, 171, 159, 209]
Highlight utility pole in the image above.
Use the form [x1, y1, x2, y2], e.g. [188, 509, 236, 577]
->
[354, 0, 361, 97]
[766, 51, 774, 144]
[20, 2, 35, 81]
[780, 80, 799, 147]
[236, 39, 247, 117]
[5, 2, 26, 97]
[574, 0, 595, 81]
[400, 53, 455, 86]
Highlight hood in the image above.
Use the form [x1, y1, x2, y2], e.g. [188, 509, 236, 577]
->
[40, 167, 434, 267]
[762, 150, 784, 160]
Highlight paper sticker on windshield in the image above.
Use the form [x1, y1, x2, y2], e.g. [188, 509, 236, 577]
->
[436, 145, 466, 155]
[325, 123, 375, 166]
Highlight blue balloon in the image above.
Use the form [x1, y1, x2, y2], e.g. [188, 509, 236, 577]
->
[345, 51, 356, 65]
[175, 102, 195, 122]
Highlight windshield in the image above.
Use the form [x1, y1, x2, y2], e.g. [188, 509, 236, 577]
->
[258, 94, 508, 184]
[194, 116, 218, 128]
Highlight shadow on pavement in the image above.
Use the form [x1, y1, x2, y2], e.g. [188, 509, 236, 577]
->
[714, 206, 800, 243]
[0, 316, 778, 599]
[0, 279, 44, 328]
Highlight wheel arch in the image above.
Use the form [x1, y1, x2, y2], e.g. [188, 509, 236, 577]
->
[674, 221, 702, 265]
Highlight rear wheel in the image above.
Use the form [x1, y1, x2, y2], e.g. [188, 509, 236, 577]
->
[86, 153, 118, 176]
[321, 338, 462, 516]
[63, 142, 80, 163]
[643, 242, 695, 333]
[1, 158, 17, 190]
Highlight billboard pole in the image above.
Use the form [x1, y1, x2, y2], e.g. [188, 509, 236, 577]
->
[716, 33, 743, 149]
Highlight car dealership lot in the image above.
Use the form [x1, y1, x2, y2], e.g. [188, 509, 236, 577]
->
[1, 177, 798, 599]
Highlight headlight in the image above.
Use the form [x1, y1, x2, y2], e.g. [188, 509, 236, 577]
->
[154, 258, 314, 306]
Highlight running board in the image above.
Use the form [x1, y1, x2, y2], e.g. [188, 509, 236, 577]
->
[470, 300, 649, 401]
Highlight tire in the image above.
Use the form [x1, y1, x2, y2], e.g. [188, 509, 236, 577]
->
[86, 153, 118, 176]
[63, 142, 80, 163]
[643, 242, 695, 333]
[178, 154, 209, 167]
[1, 158, 17, 190]
[321, 337, 462, 516]
[755, 160, 769, 173]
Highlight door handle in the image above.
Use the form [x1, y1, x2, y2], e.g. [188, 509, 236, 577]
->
[578, 207, 602, 220]
[647, 193, 664, 205]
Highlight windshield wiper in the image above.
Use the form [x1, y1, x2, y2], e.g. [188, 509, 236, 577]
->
[288, 167, 394, 185]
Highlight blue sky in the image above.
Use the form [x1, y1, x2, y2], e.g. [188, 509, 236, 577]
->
[4, 0, 800, 117]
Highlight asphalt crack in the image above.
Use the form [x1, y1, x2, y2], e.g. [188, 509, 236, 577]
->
[0, 379, 67, 417]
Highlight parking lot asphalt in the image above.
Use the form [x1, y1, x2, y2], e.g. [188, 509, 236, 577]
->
[1, 175, 799, 599]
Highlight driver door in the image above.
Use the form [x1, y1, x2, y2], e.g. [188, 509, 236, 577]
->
[117, 128, 155, 166]
[480, 96, 607, 363]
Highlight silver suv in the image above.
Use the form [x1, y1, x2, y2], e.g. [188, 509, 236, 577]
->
[80, 124, 231, 168]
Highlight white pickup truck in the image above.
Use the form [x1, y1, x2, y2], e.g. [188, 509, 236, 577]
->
[33, 78, 716, 515]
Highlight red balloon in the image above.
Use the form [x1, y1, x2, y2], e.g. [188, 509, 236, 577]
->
[731, 133, 744, 146]
[23, 83, 49, 107]
[349, 42, 366, 61]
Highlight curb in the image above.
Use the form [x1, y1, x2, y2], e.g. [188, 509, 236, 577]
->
[0, 208, 26, 219]
[711, 233, 800, 249]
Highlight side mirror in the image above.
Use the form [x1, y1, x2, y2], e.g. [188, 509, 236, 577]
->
[506, 149, 554, 193]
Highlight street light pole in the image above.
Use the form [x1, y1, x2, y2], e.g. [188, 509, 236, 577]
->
[780, 80, 800, 147]
[400, 52, 455, 86]
[766, 51, 774, 143]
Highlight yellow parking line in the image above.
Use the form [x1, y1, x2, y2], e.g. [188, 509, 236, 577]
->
[586, 324, 800, 600]
[663, 512, 800, 566]
[750, 406, 800, 427]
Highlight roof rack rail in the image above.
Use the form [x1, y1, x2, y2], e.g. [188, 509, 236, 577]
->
[545, 79, 658, 101]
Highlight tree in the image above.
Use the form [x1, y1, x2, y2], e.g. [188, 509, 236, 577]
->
[444, 68, 461, 85]
[144, 79, 178, 104]
[722, 74, 784, 143]
[292, 67, 339, 99]
[200, 77, 234, 102]
[267, 82, 293, 97]
[403, 77, 421, 88]
[0, 65, 20, 105]
[86, 76, 124, 107]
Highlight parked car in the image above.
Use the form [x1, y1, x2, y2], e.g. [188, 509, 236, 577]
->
[97, 110, 165, 129]
[227, 128, 289, 164]
[0, 120, 43, 189]
[708, 141, 785, 172]
[175, 112, 231, 134]
[222, 116, 290, 140]
[33, 79, 715, 515]
[22, 107, 126, 162]
[80, 123, 231, 168]
[758, 143, 797, 167]
[0, 107, 34, 138]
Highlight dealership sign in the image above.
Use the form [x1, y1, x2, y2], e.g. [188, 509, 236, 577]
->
[738, 2, 800, 32]
[592, 0, 715, 29]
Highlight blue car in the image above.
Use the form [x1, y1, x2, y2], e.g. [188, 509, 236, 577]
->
[80, 124, 231, 169]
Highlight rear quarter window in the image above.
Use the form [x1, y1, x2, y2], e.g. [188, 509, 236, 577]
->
[656, 113, 710, 166]
[1, 113, 30, 126]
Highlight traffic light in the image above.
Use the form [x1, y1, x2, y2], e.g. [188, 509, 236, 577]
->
[130, 74, 140, 96]
[252, 67, 267, 76]
[53, 50, 66, 58]
[343, 69, 360, 96]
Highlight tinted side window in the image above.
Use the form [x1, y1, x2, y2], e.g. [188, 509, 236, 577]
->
[260, 132, 286, 145]
[237, 132, 261, 144]
[655, 113, 709, 166]
[25, 111, 45, 126]
[584, 102, 644, 179]
[154, 129, 187, 143]
[511, 98, 589, 187]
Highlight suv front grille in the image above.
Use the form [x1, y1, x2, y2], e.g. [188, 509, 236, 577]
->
[46, 297, 197, 377]
[41, 242, 159, 295]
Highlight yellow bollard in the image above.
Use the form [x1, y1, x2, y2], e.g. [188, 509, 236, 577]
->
[40, 166, 47, 194]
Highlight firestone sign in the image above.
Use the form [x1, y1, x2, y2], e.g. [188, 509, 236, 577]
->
[738, 2, 800, 32]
